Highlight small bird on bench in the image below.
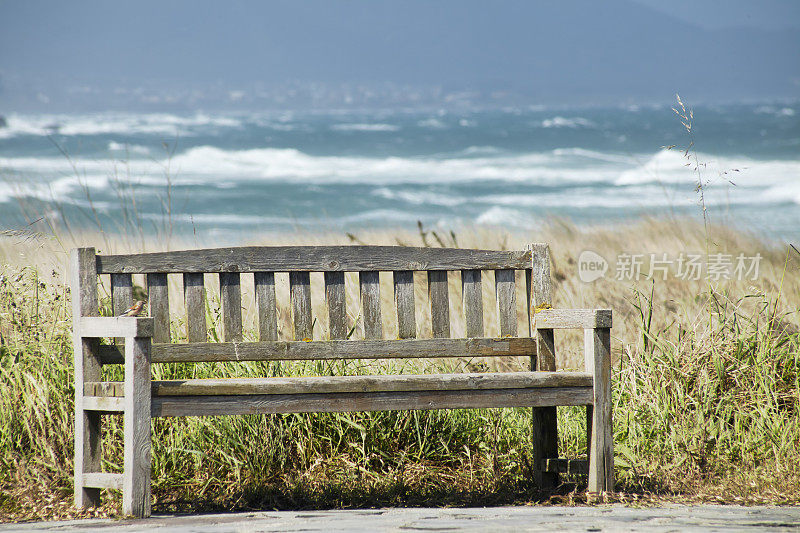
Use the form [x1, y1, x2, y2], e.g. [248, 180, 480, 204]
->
[118, 300, 146, 317]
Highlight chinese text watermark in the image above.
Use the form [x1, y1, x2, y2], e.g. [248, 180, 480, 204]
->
[578, 251, 761, 282]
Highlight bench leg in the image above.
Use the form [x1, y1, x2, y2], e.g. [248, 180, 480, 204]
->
[75, 409, 102, 508]
[532, 407, 559, 488]
[75, 336, 102, 509]
[532, 327, 559, 489]
[585, 327, 613, 493]
[123, 336, 152, 518]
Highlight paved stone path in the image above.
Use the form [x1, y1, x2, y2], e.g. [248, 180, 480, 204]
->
[3, 505, 800, 532]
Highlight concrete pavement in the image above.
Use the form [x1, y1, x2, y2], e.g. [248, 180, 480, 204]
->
[2, 504, 800, 532]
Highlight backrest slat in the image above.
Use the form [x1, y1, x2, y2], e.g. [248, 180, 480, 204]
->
[254, 272, 278, 341]
[428, 271, 450, 338]
[461, 269, 483, 338]
[290, 272, 313, 340]
[324, 272, 348, 340]
[530, 243, 555, 371]
[96, 246, 531, 273]
[495, 269, 517, 337]
[219, 273, 242, 342]
[525, 269, 533, 339]
[393, 270, 416, 339]
[360, 271, 382, 339]
[183, 273, 207, 342]
[110, 273, 133, 346]
[146, 273, 170, 343]
[111, 273, 133, 318]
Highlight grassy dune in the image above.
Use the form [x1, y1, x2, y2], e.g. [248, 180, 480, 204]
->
[1, 218, 799, 521]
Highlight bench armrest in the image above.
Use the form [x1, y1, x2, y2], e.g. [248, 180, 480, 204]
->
[533, 308, 612, 330]
[78, 317, 154, 338]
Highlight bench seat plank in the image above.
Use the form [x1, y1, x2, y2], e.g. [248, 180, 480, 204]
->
[151, 386, 593, 417]
[88, 371, 591, 397]
[97, 337, 538, 364]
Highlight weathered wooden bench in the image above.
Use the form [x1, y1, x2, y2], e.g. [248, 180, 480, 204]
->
[70, 244, 613, 518]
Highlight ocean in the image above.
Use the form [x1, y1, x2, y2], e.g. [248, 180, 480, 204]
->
[0, 101, 798, 242]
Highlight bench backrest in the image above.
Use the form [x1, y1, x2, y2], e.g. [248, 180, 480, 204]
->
[72, 244, 555, 369]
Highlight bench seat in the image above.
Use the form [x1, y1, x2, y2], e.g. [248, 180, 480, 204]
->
[87, 371, 592, 396]
[85, 372, 594, 417]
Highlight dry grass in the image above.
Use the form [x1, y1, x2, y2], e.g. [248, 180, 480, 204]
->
[1, 218, 799, 522]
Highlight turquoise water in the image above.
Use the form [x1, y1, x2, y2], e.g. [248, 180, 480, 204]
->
[0, 102, 798, 241]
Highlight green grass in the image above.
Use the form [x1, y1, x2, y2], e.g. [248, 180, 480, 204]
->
[1, 221, 799, 521]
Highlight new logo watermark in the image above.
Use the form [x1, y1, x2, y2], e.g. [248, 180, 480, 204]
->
[578, 250, 609, 283]
[577, 251, 762, 282]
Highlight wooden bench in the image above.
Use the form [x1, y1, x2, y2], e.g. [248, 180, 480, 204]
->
[70, 244, 613, 518]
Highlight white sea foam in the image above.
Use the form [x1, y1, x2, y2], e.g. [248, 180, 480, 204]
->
[475, 206, 533, 227]
[108, 141, 150, 155]
[371, 187, 468, 207]
[755, 106, 796, 117]
[0, 173, 110, 204]
[541, 116, 596, 128]
[457, 146, 503, 156]
[330, 123, 400, 132]
[614, 149, 800, 188]
[5, 144, 797, 195]
[761, 183, 800, 205]
[551, 147, 635, 164]
[418, 118, 447, 129]
[162, 145, 623, 184]
[141, 212, 292, 225]
[0, 112, 243, 138]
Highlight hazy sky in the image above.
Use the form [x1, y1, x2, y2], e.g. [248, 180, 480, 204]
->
[1, 0, 798, 111]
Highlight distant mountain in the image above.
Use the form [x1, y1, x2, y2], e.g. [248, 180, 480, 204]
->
[1, 0, 797, 111]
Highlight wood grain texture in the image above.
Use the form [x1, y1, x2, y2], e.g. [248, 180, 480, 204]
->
[82, 396, 125, 412]
[290, 271, 313, 340]
[111, 273, 133, 345]
[325, 272, 348, 340]
[529, 243, 558, 489]
[88, 372, 591, 397]
[146, 273, 170, 343]
[122, 336, 151, 518]
[393, 271, 416, 339]
[143, 372, 593, 397]
[152, 386, 593, 417]
[534, 309, 612, 330]
[219, 272, 242, 342]
[586, 403, 594, 462]
[83, 473, 123, 491]
[525, 269, 533, 338]
[585, 327, 614, 493]
[80, 317, 154, 338]
[97, 246, 532, 273]
[111, 273, 134, 318]
[254, 272, 278, 341]
[360, 271, 382, 339]
[97, 337, 536, 364]
[183, 273, 206, 343]
[529, 243, 555, 371]
[70, 248, 102, 509]
[462, 269, 484, 338]
[428, 270, 450, 338]
[495, 269, 517, 337]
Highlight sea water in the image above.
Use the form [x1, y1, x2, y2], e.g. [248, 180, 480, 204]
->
[0, 102, 797, 242]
